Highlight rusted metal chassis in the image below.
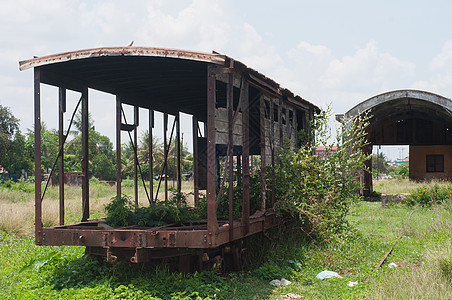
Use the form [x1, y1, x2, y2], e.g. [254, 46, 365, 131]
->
[40, 212, 276, 263]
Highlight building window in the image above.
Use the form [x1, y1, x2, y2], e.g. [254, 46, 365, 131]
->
[426, 155, 444, 172]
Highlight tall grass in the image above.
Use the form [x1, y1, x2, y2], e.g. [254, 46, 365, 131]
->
[0, 181, 196, 236]
[373, 178, 452, 194]
[366, 241, 452, 299]
[0, 195, 451, 298]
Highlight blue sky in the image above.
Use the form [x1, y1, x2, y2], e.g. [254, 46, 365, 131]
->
[1, 0, 452, 160]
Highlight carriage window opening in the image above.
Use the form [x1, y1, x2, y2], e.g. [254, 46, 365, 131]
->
[264, 100, 270, 119]
[282, 108, 287, 125]
[273, 103, 279, 122]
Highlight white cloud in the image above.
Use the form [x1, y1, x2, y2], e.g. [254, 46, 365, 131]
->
[411, 40, 452, 97]
[2, 0, 451, 146]
[284, 41, 417, 113]
[321, 41, 415, 91]
[135, 0, 230, 50]
[430, 40, 452, 70]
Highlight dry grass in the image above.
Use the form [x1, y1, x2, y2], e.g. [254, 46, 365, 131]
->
[0, 202, 34, 236]
[373, 178, 452, 194]
[0, 181, 196, 236]
[365, 240, 452, 299]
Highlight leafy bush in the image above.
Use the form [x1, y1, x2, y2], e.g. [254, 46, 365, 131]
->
[105, 195, 135, 227]
[195, 176, 262, 220]
[396, 165, 409, 179]
[105, 194, 200, 227]
[274, 109, 370, 241]
[0, 178, 34, 193]
[405, 183, 452, 207]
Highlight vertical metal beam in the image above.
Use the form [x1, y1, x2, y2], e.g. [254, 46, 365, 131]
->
[259, 96, 266, 211]
[270, 100, 275, 206]
[116, 96, 121, 197]
[58, 87, 66, 225]
[134, 106, 139, 207]
[81, 88, 89, 222]
[285, 105, 290, 147]
[292, 109, 297, 148]
[149, 110, 154, 203]
[241, 79, 250, 234]
[207, 65, 218, 236]
[227, 72, 234, 241]
[279, 98, 283, 148]
[176, 113, 182, 194]
[34, 68, 42, 245]
[164, 113, 168, 201]
[192, 116, 199, 206]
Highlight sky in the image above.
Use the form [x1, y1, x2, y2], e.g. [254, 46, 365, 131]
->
[1, 0, 452, 161]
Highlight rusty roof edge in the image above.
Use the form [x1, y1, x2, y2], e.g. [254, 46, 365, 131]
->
[281, 88, 320, 112]
[19, 46, 318, 110]
[19, 46, 227, 71]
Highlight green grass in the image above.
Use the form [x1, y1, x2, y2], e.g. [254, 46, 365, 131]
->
[0, 181, 451, 299]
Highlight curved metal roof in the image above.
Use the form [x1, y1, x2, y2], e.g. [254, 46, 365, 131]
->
[18, 46, 318, 120]
[344, 89, 452, 120]
[19, 46, 226, 71]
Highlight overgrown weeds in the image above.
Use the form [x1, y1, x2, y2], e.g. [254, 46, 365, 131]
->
[406, 183, 452, 207]
[1, 202, 451, 299]
[274, 109, 370, 241]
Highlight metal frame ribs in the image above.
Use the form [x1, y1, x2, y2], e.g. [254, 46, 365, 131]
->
[21, 47, 318, 269]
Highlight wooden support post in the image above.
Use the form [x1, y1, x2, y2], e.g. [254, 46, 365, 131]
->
[58, 87, 66, 225]
[227, 72, 234, 242]
[292, 109, 297, 148]
[270, 100, 275, 206]
[259, 96, 266, 211]
[279, 98, 283, 148]
[207, 65, 218, 236]
[81, 88, 89, 222]
[241, 79, 250, 234]
[285, 104, 290, 147]
[34, 68, 42, 245]
[116, 96, 121, 197]
[192, 116, 199, 206]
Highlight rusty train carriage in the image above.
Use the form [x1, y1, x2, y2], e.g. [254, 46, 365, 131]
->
[19, 47, 318, 270]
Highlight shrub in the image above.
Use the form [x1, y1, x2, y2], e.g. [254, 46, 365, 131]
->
[405, 183, 452, 207]
[0, 178, 34, 193]
[274, 108, 370, 241]
[105, 193, 200, 227]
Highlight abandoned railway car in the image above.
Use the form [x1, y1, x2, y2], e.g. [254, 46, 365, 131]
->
[19, 46, 318, 271]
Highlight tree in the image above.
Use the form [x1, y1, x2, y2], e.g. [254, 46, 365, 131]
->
[0, 105, 33, 180]
[66, 129, 116, 180]
[372, 152, 390, 176]
[395, 165, 409, 179]
[25, 123, 59, 173]
[0, 104, 19, 161]
[2, 130, 33, 179]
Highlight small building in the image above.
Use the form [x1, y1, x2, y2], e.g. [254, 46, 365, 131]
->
[339, 90, 452, 195]
[315, 146, 337, 158]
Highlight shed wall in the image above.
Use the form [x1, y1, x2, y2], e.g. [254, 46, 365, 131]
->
[409, 145, 452, 179]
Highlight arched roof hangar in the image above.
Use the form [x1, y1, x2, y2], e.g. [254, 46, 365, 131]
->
[344, 90, 452, 146]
